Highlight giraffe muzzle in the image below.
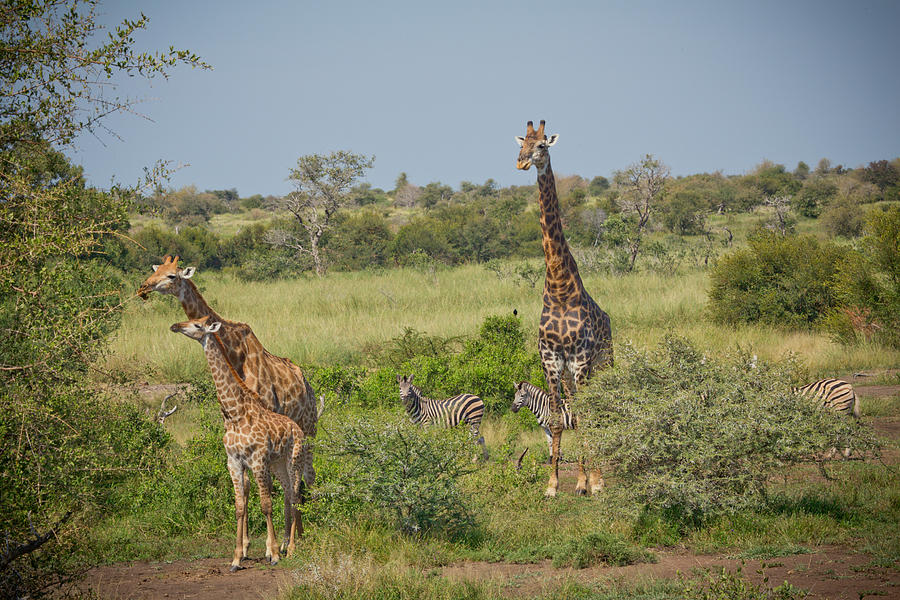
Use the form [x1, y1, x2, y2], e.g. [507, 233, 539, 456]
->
[517, 159, 532, 170]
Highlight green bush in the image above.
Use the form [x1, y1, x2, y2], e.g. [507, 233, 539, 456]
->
[820, 196, 864, 238]
[707, 231, 845, 327]
[573, 336, 877, 519]
[316, 411, 477, 539]
[825, 204, 900, 348]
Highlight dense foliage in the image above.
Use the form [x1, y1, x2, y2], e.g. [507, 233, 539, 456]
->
[572, 336, 877, 519]
[707, 231, 846, 327]
[0, 1, 203, 595]
[825, 204, 900, 348]
[316, 412, 477, 538]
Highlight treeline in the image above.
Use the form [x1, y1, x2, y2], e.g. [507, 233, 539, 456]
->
[121, 157, 900, 280]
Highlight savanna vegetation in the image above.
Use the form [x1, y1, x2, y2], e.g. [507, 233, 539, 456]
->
[2, 2, 900, 599]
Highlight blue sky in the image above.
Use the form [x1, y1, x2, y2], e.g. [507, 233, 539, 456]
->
[71, 0, 900, 196]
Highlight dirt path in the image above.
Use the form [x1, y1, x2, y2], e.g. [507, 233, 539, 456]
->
[76, 545, 900, 600]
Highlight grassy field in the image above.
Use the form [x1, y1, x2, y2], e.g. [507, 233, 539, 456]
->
[89, 248, 900, 600]
[107, 261, 900, 383]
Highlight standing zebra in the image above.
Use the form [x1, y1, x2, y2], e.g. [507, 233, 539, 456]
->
[512, 381, 577, 462]
[793, 378, 861, 458]
[396, 374, 488, 460]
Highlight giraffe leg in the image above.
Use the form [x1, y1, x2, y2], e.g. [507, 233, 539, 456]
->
[253, 468, 279, 565]
[561, 370, 589, 496]
[547, 426, 561, 497]
[544, 429, 553, 464]
[241, 474, 251, 559]
[575, 458, 588, 496]
[588, 468, 604, 495]
[540, 342, 565, 498]
[272, 462, 293, 555]
[227, 457, 246, 572]
[572, 361, 604, 496]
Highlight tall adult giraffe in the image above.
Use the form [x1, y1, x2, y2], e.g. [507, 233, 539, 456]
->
[137, 255, 317, 553]
[515, 120, 613, 497]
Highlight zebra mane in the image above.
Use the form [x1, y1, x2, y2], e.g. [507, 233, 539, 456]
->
[518, 381, 547, 400]
[403, 383, 429, 403]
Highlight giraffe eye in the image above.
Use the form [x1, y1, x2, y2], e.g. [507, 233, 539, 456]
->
[167, 274, 176, 279]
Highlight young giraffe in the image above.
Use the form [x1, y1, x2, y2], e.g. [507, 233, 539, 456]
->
[171, 316, 305, 571]
[138, 255, 316, 555]
[516, 120, 613, 497]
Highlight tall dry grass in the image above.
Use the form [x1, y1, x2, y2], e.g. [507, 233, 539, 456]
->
[104, 262, 900, 383]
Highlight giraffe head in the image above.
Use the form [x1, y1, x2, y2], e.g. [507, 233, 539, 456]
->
[396, 374, 416, 406]
[515, 120, 558, 171]
[169, 315, 221, 342]
[137, 255, 196, 300]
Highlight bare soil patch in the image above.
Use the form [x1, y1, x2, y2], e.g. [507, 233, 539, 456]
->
[442, 546, 900, 599]
[75, 546, 900, 600]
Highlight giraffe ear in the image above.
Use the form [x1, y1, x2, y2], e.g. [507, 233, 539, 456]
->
[207, 321, 222, 333]
[152, 264, 161, 272]
[514, 136, 526, 147]
[181, 267, 196, 279]
[546, 134, 559, 146]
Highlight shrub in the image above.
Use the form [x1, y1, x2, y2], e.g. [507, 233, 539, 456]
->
[707, 231, 845, 327]
[316, 412, 477, 538]
[820, 196, 864, 238]
[791, 178, 837, 218]
[572, 336, 877, 519]
[825, 205, 900, 348]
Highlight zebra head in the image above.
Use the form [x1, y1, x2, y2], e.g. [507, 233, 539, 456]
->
[511, 381, 530, 413]
[396, 374, 418, 409]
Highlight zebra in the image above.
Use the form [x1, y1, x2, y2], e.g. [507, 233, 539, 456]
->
[512, 381, 577, 463]
[396, 374, 488, 460]
[793, 378, 860, 458]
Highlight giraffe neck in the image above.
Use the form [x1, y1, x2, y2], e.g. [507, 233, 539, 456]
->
[537, 162, 584, 303]
[177, 278, 220, 321]
[201, 332, 249, 424]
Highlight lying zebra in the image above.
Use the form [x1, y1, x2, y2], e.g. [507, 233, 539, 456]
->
[511, 381, 577, 463]
[793, 378, 861, 458]
[396, 374, 488, 460]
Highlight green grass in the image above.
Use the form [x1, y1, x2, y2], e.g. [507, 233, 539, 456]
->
[105, 263, 900, 383]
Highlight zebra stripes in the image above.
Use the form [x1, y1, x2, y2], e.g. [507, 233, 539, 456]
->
[793, 378, 860, 419]
[512, 381, 577, 459]
[396, 374, 488, 459]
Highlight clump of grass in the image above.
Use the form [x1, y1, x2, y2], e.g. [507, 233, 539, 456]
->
[550, 532, 656, 569]
[732, 544, 810, 560]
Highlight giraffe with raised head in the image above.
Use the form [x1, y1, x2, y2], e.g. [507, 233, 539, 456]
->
[515, 120, 613, 497]
[171, 316, 305, 571]
[137, 255, 317, 554]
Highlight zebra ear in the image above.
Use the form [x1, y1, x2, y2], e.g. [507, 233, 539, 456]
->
[396, 375, 402, 384]
[408, 374, 414, 384]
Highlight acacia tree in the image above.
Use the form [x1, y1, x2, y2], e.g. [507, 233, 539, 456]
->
[266, 150, 374, 277]
[614, 154, 670, 271]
